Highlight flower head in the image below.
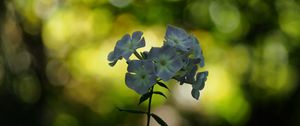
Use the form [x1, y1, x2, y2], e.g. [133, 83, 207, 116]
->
[125, 60, 157, 94]
[164, 25, 194, 52]
[108, 31, 145, 66]
[191, 71, 208, 99]
[148, 46, 184, 81]
[107, 25, 208, 100]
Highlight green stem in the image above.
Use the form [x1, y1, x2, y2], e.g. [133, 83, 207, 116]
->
[134, 51, 143, 60]
[147, 86, 154, 126]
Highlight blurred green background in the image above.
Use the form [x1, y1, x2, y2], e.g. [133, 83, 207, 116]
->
[0, 0, 300, 126]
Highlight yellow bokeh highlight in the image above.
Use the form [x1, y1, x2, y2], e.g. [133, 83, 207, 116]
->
[42, 6, 112, 57]
[202, 65, 250, 125]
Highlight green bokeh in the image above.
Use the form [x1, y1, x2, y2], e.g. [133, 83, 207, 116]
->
[0, 0, 300, 126]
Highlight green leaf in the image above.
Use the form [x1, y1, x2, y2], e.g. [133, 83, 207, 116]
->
[151, 113, 168, 126]
[116, 107, 147, 114]
[156, 81, 169, 90]
[153, 91, 167, 99]
[139, 92, 152, 105]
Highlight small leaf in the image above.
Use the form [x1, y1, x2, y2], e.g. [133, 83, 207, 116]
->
[153, 91, 167, 99]
[156, 81, 169, 90]
[151, 113, 168, 126]
[139, 92, 152, 105]
[116, 107, 147, 114]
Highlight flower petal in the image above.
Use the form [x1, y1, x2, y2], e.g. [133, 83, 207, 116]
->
[143, 60, 156, 74]
[174, 62, 198, 84]
[116, 34, 131, 49]
[125, 73, 147, 94]
[185, 65, 198, 83]
[107, 51, 122, 66]
[127, 60, 143, 72]
[191, 88, 200, 100]
[148, 47, 161, 60]
[190, 35, 205, 67]
[132, 31, 143, 42]
[156, 66, 175, 81]
[166, 25, 189, 39]
[136, 37, 145, 49]
[107, 51, 116, 62]
[193, 71, 208, 90]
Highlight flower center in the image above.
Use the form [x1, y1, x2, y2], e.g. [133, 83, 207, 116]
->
[174, 39, 179, 44]
[160, 60, 167, 66]
[128, 42, 134, 50]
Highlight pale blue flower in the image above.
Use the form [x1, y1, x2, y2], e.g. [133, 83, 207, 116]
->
[164, 25, 194, 52]
[108, 31, 145, 66]
[125, 60, 157, 94]
[148, 46, 184, 81]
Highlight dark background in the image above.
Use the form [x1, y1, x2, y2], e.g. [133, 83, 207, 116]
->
[1, 0, 300, 126]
